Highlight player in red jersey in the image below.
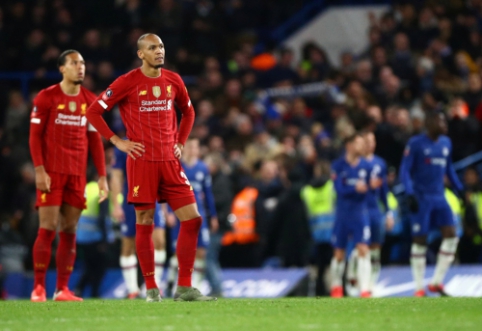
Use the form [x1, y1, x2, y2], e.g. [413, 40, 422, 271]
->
[86, 33, 215, 302]
[29, 50, 108, 302]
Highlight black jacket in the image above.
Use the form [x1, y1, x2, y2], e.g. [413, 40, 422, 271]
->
[211, 171, 234, 233]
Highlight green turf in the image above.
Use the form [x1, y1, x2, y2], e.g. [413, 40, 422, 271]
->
[1, 298, 481, 331]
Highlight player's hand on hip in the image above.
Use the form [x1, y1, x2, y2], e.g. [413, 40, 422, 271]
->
[112, 137, 145, 160]
[355, 180, 368, 193]
[35, 166, 51, 193]
[98, 176, 109, 203]
[174, 143, 183, 159]
[407, 194, 419, 213]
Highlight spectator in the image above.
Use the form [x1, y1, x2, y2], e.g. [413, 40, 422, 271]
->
[244, 129, 283, 172]
[464, 73, 482, 114]
[270, 167, 311, 267]
[22, 29, 48, 71]
[254, 160, 284, 263]
[355, 60, 377, 95]
[204, 153, 233, 297]
[301, 161, 335, 295]
[389, 33, 415, 83]
[149, 0, 183, 60]
[266, 48, 299, 86]
[414, 7, 438, 51]
[0, 214, 28, 276]
[447, 98, 480, 162]
[4, 90, 29, 151]
[78, 29, 108, 68]
[459, 168, 482, 263]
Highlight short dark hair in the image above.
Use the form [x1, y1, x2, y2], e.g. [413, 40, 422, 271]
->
[360, 129, 374, 137]
[58, 49, 79, 67]
[425, 110, 444, 124]
[343, 132, 361, 145]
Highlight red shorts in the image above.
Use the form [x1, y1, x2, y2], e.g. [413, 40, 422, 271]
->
[35, 172, 86, 210]
[126, 158, 196, 211]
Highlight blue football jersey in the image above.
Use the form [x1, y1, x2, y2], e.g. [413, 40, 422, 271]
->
[112, 146, 129, 205]
[399, 134, 463, 197]
[182, 160, 217, 218]
[331, 156, 371, 214]
[365, 155, 389, 213]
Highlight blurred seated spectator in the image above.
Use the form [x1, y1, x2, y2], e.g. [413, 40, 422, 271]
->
[447, 98, 480, 162]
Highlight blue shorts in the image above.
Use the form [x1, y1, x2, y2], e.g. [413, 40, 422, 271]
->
[121, 202, 166, 237]
[410, 195, 455, 236]
[368, 208, 384, 245]
[170, 216, 209, 252]
[331, 211, 370, 249]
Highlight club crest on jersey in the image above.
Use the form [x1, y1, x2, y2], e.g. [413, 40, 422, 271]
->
[81, 103, 87, 114]
[443, 147, 449, 156]
[152, 86, 161, 98]
[133, 185, 140, 197]
[166, 85, 172, 97]
[69, 101, 77, 112]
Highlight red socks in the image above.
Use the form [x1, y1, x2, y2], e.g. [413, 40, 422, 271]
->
[177, 217, 202, 287]
[33, 228, 56, 288]
[136, 224, 157, 289]
[56, 232, 77, 289]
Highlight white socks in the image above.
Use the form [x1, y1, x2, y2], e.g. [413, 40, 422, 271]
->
[167, 255, 178, 283]
[192, 258, 206, 289]
[346, 249, 358, 282]
[357, 253, 372, 293]
[154, 249, 166, 287]
[431, 238, 459, 286]
[120, 255, 139, 295]
[410, 244, 427, 291]
[330, 258, 345, 288]
[370, 248, 381, 290]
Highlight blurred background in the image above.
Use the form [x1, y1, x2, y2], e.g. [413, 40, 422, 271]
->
[1, 0, 482, 298]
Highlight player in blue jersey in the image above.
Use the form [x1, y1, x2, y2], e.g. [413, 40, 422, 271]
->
[166, 137, 218, 292]
[330, 133, 373, 298]
[399, 111, 464, 297]
[346, 131, 394, 295]
[111, 146, 167, 298]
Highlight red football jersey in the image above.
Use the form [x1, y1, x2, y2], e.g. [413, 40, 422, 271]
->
[29, 84, 97, 176]
[91, 68, 193, 161]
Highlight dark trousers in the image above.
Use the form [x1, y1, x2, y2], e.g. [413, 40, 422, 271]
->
[76, 242, 106, 298]
[314, 243, 333, 296]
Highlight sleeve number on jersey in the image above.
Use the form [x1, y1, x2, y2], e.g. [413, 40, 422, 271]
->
[180, 171, 191, 186]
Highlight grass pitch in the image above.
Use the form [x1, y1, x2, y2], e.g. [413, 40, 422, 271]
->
[1, 298, 481, 331]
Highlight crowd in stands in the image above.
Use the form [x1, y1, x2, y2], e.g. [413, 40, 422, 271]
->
[1, 0, 482, 283]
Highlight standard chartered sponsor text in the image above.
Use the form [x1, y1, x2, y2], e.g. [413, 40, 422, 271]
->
[140, 99, 172, 112]
[55, 113, 86, 126]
